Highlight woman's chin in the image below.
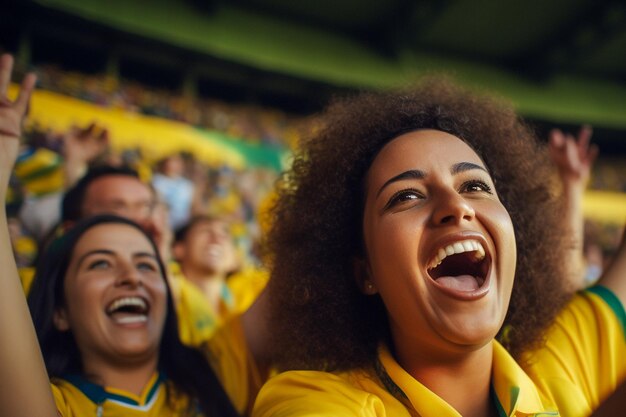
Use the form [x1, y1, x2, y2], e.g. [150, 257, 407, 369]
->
[436, 319, 501, 351]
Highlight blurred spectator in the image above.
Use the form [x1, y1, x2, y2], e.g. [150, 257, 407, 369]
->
[13, 145, 65, 240]
[173, 216, 238, 316]
[152, 153, 195, 230]
[61, 165, 160, 249]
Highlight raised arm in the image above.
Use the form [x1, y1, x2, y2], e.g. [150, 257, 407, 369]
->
[548, 126, 598, 291]
[0, 54, 57, 417]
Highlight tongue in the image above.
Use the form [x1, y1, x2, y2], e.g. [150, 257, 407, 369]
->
[435, 274, 479, 291]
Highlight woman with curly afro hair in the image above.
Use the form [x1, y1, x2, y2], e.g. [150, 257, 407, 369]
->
[253, 78, 626, 417]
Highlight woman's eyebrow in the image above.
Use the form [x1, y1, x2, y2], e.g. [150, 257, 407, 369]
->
[376, 162, 489, 198]
[132, 252, 158, 260]
[376, 169, 426, 198]
[451, 162, 488, 175]
[76, 249, 114, 268]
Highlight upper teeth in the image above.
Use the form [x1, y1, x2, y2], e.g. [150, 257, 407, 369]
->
[107, 297, 147, 314]
[427, 239, 486, 270]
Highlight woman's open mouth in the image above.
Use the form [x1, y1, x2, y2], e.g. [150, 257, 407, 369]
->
[106, 296, 150, 324]
[426, 239, 490, 294]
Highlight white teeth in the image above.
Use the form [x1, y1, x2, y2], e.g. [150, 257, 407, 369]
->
[427, 239, 486, 270]
[477, 244, 485, 259]
[107, 297, 147, 314]
[114, 315, 148, 324]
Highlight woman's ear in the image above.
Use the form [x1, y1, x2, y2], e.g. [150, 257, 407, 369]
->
[353, 258, 378, 295]
[53, 308, 70, 331]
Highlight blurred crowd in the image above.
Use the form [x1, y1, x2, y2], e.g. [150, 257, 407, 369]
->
[35, 64, 303, 149]
[7, 123, 279, 270]
[1, 60, 325, 277]
[590, 158, 626, 192]
[4, 64, 625, 288]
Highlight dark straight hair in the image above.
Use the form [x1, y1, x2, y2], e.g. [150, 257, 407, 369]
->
[27, 214, 238, 417]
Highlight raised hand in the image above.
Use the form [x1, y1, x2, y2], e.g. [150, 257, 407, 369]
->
[62, 122, 109, 163]
[549, 125, 598, 189]
[0, 54, 36, 191]
[62, 122, 110, 187]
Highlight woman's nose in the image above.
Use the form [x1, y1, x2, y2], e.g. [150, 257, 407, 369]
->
[431, 189, 476, 226]
[115, 263, 143, 287]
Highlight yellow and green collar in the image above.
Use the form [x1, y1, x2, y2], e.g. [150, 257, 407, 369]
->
[375, 341, 558, 417]
[63, 372, 164, 408]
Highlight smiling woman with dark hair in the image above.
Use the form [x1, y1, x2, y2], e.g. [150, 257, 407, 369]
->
[1, 213, 239, 416]
[253, 78, 626, 417]
[27, 214, 238, 417]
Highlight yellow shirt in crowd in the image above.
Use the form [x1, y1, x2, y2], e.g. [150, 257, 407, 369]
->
[171, 265, 268, 414]
[206, 314, 267, 416]
[172, 264, 268, 347]
[252, 287, 625, 417]
[51, 372, 198, 416]
[171, 271, 221, 347]
[227, 267, 269, 315]
[49, 313, 260, 416]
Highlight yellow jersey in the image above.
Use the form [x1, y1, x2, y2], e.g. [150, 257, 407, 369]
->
[170, 268, 220, 347]
[227, 267, 269, 315]
[173, 265, 268, 348]
[51, 372, 198, 416]
[252, 287, 626, 417]
[48, 315, 259, 417]
[205, 314, 266, 416]
[521, 286, 626, 417]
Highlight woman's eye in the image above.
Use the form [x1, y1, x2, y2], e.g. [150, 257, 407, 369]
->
[88, 259, 110, 270]
[461, 180, 492, 194]
[386, 189, 423, 208]
[137, 262, 157, 272]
